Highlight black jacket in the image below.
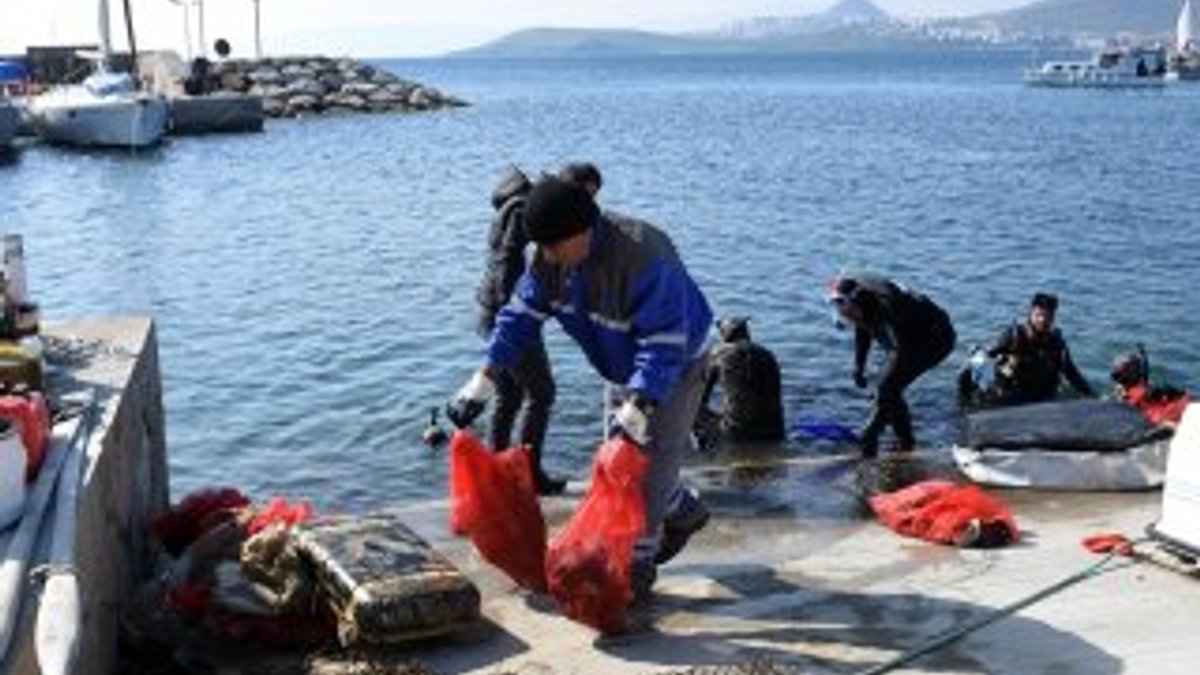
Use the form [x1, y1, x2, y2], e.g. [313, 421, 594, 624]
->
[848, 275, 955, 376]
[987, 322, 1093, 402]
[476, 168, 532, 336]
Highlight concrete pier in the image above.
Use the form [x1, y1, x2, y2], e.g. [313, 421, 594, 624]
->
[168, 93, 265, 135]
[1, 318, 168, 675]
[158, 450, 1200, 674]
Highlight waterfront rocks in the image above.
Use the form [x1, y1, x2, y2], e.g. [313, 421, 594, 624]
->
[210, 55, 468, 119]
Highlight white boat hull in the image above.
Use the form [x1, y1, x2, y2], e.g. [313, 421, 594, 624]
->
[1023, 71, 1166, 88]
[30, 93, 168, 148]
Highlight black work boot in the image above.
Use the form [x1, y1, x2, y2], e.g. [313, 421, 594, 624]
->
[654, 489, 710, 565]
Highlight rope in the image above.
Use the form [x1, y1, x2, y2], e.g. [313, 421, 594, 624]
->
[857, 539, 1147, 675]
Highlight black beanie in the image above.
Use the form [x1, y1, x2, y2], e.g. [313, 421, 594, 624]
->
[522, 176, 598, 245]
[1031, 292, 1059, 313]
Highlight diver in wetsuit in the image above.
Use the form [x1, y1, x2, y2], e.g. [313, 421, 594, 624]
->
[697, 316, 785, 445]
[829, 273, 956, 458]
[986, 292, 1094, 405]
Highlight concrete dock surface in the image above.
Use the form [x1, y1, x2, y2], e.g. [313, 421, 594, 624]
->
[211, 451, 1200, 675]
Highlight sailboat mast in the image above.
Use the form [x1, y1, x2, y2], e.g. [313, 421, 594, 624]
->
[123, 0, 139, 78]
[98, 0, 113, 69]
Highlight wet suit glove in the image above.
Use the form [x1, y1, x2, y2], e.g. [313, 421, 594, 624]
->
[445, 369, 495, 429]
[611, 393, 657, 447]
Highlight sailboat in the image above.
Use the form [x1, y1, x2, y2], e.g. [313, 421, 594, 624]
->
[27, 0, 168, 148]
[1169, 0, 1200, 81]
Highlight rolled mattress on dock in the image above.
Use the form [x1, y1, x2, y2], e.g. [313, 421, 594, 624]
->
[293, 513, 480, 647]
[954, 399, 1173, 490]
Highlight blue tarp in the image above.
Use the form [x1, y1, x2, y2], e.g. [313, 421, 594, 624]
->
[0, 60, 29, 82]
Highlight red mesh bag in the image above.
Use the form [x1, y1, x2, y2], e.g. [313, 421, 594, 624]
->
[546, 437, 649, 634]
[153, 487, 252, 556]
[449, 430, 547, 592]
[870, 479, 1019, 547]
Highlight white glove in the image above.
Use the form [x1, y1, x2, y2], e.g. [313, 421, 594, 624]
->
[613, 395, 655, 446]
[445, 369, 495, 429]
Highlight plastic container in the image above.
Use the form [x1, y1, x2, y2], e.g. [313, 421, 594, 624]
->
[0, 419, 26, 529]
[0, 392, 50, 481]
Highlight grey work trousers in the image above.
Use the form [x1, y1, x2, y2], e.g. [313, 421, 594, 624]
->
[607, 353, 709, 565]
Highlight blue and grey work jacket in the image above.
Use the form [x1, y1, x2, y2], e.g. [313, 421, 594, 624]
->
[487, 213, 713, 404]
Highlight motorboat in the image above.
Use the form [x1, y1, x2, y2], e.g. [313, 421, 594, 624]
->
[1023, 46, 1168, 88]
[26, 0, 168, 148]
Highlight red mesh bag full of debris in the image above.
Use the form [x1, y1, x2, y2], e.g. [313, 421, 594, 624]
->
[448, 430, 547, 592]
[869, 479, 1019, 548]
[153, 487, 252, 556]
[546, 437, 649, 634]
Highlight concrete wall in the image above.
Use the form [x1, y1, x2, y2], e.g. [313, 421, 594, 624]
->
[6, 318, 169, 675]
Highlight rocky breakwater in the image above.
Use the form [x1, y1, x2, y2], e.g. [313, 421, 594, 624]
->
[210, 56, 468, 118]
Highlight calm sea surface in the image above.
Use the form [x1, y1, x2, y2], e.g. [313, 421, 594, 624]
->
[2, 51, 1198, 510]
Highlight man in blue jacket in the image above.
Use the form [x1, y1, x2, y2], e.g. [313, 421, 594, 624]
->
[448, 175, 714, 599]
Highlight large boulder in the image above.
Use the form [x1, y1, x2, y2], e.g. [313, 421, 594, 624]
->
[248, 67, 284, 85]
[287, 77, 327, 97]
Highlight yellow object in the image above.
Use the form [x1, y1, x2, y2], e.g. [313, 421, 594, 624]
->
[0, 342, 44, 393]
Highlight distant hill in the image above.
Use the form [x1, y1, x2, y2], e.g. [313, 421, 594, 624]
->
[446, 28, 734, 58]
[715, 0, 891, 40]
[972, 0, 1181, 37]
[448, 0, 1186, 58]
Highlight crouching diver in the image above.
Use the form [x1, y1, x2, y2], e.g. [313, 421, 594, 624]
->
[696, 316, 785, 446]
[446, 176, 713, 601]
[829, 273, 955, 458]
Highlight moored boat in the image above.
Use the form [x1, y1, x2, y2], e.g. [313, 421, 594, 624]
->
[1024, 46, 1168, 88]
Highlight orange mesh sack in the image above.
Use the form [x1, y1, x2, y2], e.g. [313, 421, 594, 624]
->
[546, 437, 649, 634]
[870, 479, 1018, 548]
[448, 430, 547, 591]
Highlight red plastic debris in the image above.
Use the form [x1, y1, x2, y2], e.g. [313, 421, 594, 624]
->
[247, 497, 314, 535]
[1082, 533, 1134, 556]
[546, 437, 649, 634]
[449, 430, 547, 592]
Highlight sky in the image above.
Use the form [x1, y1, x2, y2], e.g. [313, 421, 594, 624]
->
[2, 0, 1035, 59]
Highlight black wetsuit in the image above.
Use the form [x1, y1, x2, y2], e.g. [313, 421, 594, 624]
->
[474, 169, 556, 481]
[848, 276, 956, 455]
[986, 323, 1093, 404]
[701, 338, 785, 442]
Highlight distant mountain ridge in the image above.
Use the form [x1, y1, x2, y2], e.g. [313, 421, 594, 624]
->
[715, 0, 890, 40]
[449, 0, 1185, 58]
[970, 0, 1181, 36]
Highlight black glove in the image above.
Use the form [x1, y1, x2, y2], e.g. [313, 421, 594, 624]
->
[853, 370, 868, 389]
[444, 370, 494, 429]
